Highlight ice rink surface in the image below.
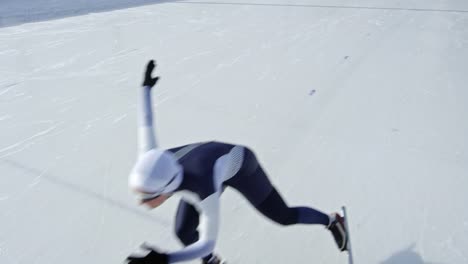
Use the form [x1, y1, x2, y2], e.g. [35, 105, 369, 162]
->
[1, 0, 468, 263]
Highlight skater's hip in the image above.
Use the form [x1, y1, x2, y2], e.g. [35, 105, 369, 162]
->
[224, 148, 274, 206]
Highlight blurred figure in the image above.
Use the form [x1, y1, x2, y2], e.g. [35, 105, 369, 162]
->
[126, 60, 348, 264]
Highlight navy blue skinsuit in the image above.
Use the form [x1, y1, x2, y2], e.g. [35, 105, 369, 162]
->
[135, 85, 330, 263]
[168, 141, 329, 260]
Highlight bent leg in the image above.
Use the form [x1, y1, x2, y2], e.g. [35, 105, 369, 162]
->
[174, 200, 199, 246]
[229, 147, 329, 226]
[174, 200, 214, 262]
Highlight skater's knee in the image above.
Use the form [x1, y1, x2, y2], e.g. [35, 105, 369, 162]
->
[273, 210, 298, 226]
[256, 190, 299, 226]
[174, 224, 184, 238]
[174, 224, 198, 245]
[274, 216, 296, 226]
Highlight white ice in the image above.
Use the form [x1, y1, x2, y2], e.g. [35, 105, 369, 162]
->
[1, 0, 468, 263]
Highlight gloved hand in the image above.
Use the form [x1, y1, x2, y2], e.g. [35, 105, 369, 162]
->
[126, 243, 168, 264]
[142, 60, 160, 88]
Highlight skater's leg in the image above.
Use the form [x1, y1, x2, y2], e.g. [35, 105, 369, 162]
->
[137, 86, 157, 156]
[174, 200, 200, 245]
[227, 147, 329, 226]
[255, 187, 329, 226]
[296, 206, 331, 225]
[227, 147, 346, 251]
[174, 200, 214, 262]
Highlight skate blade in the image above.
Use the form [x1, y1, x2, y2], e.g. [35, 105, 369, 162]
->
[342, 206, 354, 264]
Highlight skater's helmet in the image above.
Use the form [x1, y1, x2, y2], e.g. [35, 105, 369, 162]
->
[129, 148, 183, 196]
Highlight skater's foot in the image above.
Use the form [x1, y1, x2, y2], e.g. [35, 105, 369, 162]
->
[327, 213, 348, 251]
[202, 254, 226, 264]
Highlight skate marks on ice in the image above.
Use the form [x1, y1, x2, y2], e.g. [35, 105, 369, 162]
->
[0, 121, 58, 159]
[0, 158, 169, 226]
[0, 83, 19, 96]
[380, 244, 442, 264]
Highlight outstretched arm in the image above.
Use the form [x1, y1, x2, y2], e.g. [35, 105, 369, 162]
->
[126, 193, 221, 264]
[138, 60, 160, 156]
[168, 193, 221, 263]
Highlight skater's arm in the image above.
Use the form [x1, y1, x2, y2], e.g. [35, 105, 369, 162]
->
[138, 60, 160, 156]
[168, 193, 220, 263]
[138, 86, 157, 155]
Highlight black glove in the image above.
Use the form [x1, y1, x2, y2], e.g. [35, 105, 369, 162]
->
[142, 60, 160, 88]
[126, 243, 168, 264]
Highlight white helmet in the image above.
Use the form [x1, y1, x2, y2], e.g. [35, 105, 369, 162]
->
[129, 148, 183, 195]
